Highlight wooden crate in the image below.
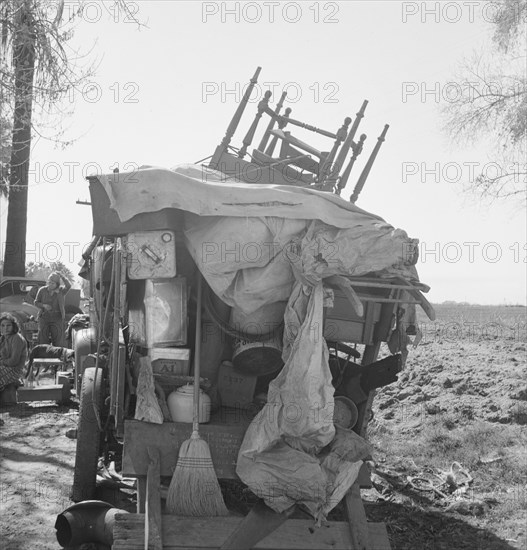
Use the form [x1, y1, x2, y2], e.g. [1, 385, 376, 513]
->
[122, 419, 373, 515]
[324, 289, 383, 345]
[118, 422, 390, 550]
[17, 383, 70, 404]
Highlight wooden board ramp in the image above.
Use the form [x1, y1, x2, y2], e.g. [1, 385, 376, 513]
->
[113, 514, 390, 550]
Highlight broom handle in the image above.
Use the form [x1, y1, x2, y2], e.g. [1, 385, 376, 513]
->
[192, 274, 203, 435]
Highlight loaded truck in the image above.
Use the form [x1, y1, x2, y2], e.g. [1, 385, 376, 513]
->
[69, 68, 434, 550]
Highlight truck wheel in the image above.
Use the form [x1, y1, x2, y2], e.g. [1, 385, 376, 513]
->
[73, 327, 97, 395]
[71, 367, 104, 502]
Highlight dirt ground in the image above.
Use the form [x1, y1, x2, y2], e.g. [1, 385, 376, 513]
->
[0, 304, 525, 550]
[0, 402, 80, 550]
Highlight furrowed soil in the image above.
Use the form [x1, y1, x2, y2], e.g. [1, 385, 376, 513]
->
[0, 304, 525, 550]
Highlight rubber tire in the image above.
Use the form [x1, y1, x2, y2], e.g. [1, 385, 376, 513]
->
[71, 367, 104, 502]
[73, 327, 97, 395]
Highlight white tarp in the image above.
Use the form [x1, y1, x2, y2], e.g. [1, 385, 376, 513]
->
[97, 164, 387, 228]
[182, 213, 415, 520]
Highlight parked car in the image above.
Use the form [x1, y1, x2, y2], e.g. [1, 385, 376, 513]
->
[0, 276, 83, 344]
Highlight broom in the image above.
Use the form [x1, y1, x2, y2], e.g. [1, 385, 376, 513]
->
[166, 273, 228, 516]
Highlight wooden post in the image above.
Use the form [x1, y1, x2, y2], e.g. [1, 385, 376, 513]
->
[337, 133, 366, 195]
[238, 90, 272, 159]
[145, 448, 162, 550]
[332, 100, 368, 182]
[136, 476, 146, 514]
[350, 124, 389, 203]
[258, 91, 287, 152]
[265, 107, 291, 156]
[210, 67, 262, 169]
[356, 342, 381, 438]
[345, 483, 372, 550]
[319, 117, 351, 189]
[110, 238, 121, 420]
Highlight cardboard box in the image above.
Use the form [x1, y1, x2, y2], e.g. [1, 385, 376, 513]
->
[149, 348, 190, 376]
[217, 361, 257, 409]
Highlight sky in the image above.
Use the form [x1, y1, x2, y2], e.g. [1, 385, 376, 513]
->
[0, 0, 525, 305]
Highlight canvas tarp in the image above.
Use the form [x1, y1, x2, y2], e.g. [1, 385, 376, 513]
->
[97, 164, 387, 228]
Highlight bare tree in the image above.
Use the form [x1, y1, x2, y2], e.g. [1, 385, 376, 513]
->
[26, 259, 75, 283]
[0, 110, 12, 197]
[1, 1, 139, 276]
[442, 0, 526, 204]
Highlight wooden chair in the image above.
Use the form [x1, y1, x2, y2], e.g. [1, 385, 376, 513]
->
[209, 67, 389, 199]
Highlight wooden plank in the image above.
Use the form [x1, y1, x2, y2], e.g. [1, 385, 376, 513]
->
[122, 419, 249, 479]
[362, 302, 378, 345]
[373, 301, 397, 342]
[116, 343, 126, 437]
[17, 385, 65, 402]
[137, 476, 146, 514]
[32, 358, 63, 365]
[0, 383, 18, 405]
[113, 515, 391, 550]
[220, 500, 295, 550]
[357, 296, 420, 304]
[146, 448, 163, 550]
[356, 343, 381, 438]
[392, 276, 436, 320]
[124, 420, 373, 488]
[345, 484, 371, 550]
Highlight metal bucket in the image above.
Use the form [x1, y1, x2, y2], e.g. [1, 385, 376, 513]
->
[232, 335, 283, 376]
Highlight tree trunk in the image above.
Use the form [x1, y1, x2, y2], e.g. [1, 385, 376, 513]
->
[3, 0, 35, 277]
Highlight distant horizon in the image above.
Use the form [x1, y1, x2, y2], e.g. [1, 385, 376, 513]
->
[433, 300, 526, 308]
[0, 267, 524, 308]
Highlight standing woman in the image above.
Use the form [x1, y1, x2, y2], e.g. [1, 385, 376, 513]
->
[0, 313, 28, 391]
[34, 272, 71, 346]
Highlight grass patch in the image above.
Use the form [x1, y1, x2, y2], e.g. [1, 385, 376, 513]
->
[371, 418, 526, 473]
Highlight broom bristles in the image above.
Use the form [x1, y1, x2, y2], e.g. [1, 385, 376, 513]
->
[166, 435, 229, 516]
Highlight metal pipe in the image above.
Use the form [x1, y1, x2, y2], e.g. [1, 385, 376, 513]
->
[55, 500, 129, 547]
